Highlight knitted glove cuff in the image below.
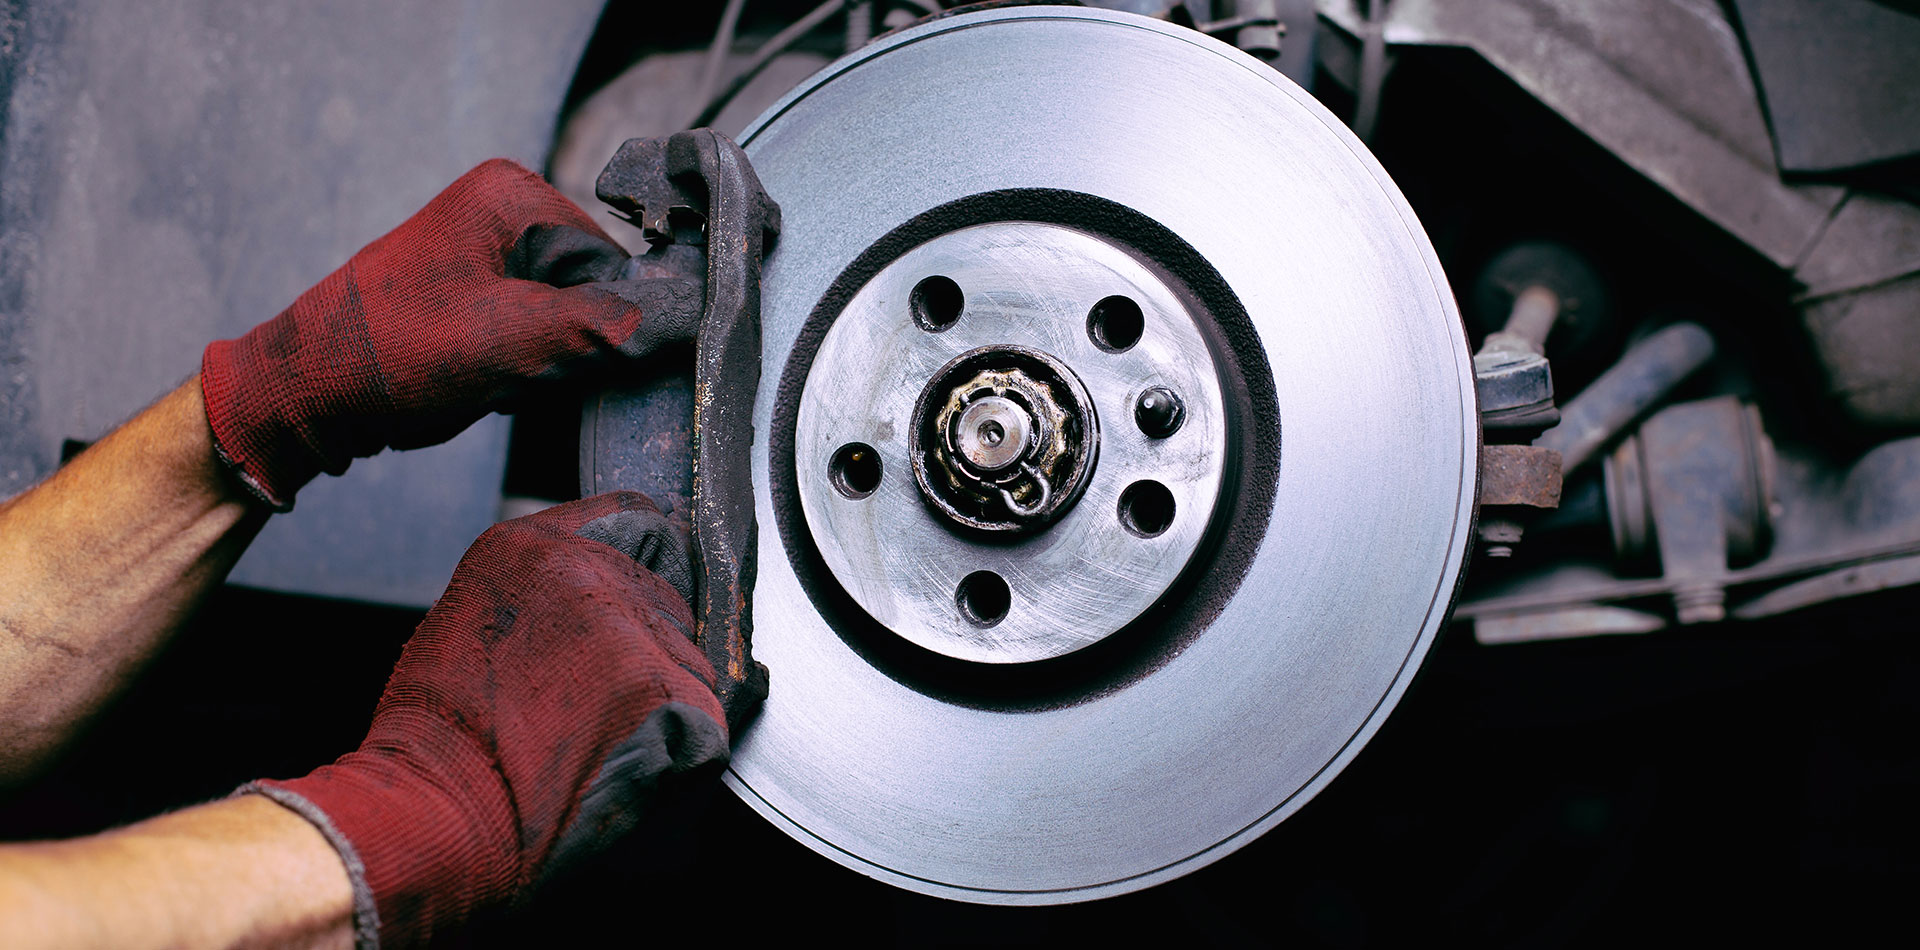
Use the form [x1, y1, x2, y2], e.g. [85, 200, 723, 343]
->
[236, 782, 382, 950]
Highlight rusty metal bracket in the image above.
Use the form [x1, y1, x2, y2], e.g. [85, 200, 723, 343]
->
[1480, 444, 1563, 508]
[1475, 443, 1563, 558]
[594, 129, 781, 727]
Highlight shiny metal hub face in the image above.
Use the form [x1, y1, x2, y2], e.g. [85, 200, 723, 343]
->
[794, 221, 1228, 663]
[729, 6, 1477, 906]
[913, 344, 1099, 534]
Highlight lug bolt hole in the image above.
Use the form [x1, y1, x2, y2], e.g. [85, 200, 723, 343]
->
[829, 442, 883, 499]
[1118, 480, 1176, 537]
[956, 570, 1012, 626]
[1087, 295, 1144, 352]
[911, 275, 964, 332]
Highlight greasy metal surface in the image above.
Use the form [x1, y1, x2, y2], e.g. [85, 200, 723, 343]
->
[1459, 436, 1920, 632]
[1535, 322, 1715, 475]
[728, 8, 1477, 902]
[954, 395, 1031, 472]
[594, 129, 781, 722]
[1317, 0, 1845, 271]
[1479, 444, 1562, 509]
[0, 0, 604, 606]
[1729, 0, 1920, 174]
[910, 343, 1105, 535]
[795, 223, 1227, 664]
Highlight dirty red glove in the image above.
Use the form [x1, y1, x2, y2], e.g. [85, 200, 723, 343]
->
[201, 159, 700, 509]
[243, 492, 731, 948]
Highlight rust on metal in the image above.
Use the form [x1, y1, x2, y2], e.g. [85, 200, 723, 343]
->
[595, 129, 781, 728]
[1479, 444, 1564, 508]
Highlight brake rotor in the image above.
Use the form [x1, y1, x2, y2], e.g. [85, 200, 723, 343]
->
[726, 6, 1476, 903]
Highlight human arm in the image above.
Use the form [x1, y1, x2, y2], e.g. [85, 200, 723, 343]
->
[0, 795, 353, 949]
[0, 159, 703, 786]
[0, 491, 758, 950]
[0, 379, 265, 786]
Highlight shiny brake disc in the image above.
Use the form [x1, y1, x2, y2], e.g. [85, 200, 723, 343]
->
[727, 6, 1476, 904]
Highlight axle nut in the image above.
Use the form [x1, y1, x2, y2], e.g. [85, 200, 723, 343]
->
[911, 345, 1099, 533]
[953, 396, 1032, 473]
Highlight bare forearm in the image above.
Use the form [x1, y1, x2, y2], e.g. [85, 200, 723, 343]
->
[0, 795, 352, 949]
[0, 377, 266, 785]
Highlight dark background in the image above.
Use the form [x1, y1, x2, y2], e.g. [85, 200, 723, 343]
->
[4, 585, 1914, 946]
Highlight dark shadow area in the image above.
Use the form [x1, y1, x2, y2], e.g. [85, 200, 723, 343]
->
[0, 588, 416, 841]
[4, 584, 1914, 946]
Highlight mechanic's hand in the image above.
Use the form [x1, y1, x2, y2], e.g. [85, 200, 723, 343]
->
[245, 492, 736, 949]
[201, 159, 698, 508]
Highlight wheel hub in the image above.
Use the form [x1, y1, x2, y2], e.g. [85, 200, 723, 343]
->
[794, 220, 1230, 664]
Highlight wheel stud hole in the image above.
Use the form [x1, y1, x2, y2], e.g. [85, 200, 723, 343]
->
[1118, 480, 1176, 537]
[911, 275, 964, 332]
[956, 570, 1011, 626]
[829, 442, 882, 499]
[1087, 295, 1144, 352]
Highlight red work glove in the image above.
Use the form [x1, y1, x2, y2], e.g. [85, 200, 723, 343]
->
[244, 492, 733, 948]
[201, 159, 700, 509]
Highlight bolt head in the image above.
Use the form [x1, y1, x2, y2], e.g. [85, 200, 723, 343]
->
[1134, 387, 1185, 438]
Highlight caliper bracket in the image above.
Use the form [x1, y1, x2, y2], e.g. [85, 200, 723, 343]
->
[593, 129, 781, 727]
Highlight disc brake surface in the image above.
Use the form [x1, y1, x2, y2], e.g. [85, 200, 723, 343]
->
[725, 7, 1477, 903]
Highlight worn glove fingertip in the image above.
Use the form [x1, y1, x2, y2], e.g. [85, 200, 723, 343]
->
[542, 699, 731, 878]
[573, 502, 696, 606]
[591, 278, 703, 360]
[504, 223, 630, 287]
